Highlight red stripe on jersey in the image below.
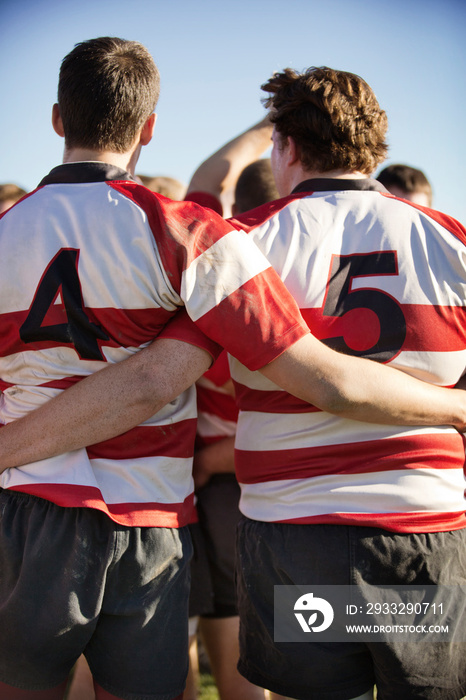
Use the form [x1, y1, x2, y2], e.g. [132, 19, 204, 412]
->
[300, 304, 466, 352]
[86, 419, 198, 460]
[278, 509, 466, 533]
[0, 306, 174, 358]
[195, 268, 309, 371]
[233, 380, 319, 414]
[6, 484, 195, 527]
[38, 375, 90, 389]
[197, 388, 239, 423]
[0, 379, 14, 391]
[196, 435, 228, 447]
[235, 432, 465, 484]
[0, 375, 99, 391]
[110, 182, 236, 287]
[203, 350, 231, 387]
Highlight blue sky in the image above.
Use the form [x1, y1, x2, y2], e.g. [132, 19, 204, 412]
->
[1, 0, 465, 222]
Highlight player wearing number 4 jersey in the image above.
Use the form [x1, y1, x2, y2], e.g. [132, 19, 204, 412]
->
[0, 37, 317, 700]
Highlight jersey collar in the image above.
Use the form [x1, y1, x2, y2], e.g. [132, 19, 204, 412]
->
[38, 162, 137, 187]
[292, 178, 388, 195]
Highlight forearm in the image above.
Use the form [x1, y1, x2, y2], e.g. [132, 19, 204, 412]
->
[193, 436, 236, 489]
[0, 339, 212, 472]
[260, 334, 466, 429]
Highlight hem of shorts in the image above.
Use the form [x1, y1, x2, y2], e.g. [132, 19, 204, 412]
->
[0, 673, 69, 692]
[90, 671, 185, 700]
[237, 660, 374, 700]
[201, 606, 238, 619]
[437, 683, 466, 700]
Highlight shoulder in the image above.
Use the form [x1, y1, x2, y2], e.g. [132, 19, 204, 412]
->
[228, 192, 309, 232]
[379, 191, 466, 246]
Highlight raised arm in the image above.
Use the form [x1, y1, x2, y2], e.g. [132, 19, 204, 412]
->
[186, 116, 273, 204]
[1, 332, 466, 475]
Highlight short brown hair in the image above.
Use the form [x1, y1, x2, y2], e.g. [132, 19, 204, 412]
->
[58, 37, 160, 153]
[262, 67, 388, 175]
[376, 164, 432, 206]
[0, 183, 27, 204]
[234, 159, 278, 213]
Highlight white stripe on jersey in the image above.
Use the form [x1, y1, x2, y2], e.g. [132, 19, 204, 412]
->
[2, 453, 194, 506]
[181, 228, 270, 321]
[87, 456, 194, 504]
[197, 412, 238, 439]
[239, 467, 466, 522]
[1, 183, 181, 312]
[251, 193, 466, 309]
[0, 347, 106, 390]
[234, 411, 453, 452]
[391, 350, 466, 386]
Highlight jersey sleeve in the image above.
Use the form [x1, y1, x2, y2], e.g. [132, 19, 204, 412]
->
[115, 184, 310, 372]
[157, 308, 223, 362]
[174, 201, 310, 370]
[203, 349, 231, 387]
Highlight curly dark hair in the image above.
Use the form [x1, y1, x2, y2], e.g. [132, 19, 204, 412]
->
[262, 67, 388, 175]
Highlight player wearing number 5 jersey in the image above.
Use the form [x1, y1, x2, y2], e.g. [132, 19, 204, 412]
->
[224, 68, 466, 700]
[229, 177, 466, 533]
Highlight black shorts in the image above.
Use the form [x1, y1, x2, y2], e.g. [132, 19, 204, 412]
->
[188, 521, 214, 619]
[236, 518, 466, 700]
[190, 474, 242, 618]
[0, 489, 192, 700]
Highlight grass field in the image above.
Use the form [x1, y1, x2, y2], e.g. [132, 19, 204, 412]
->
[198, 673, 219, 699]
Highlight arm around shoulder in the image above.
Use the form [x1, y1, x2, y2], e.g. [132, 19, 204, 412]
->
[260, 334, 466, 430]
[0, 339, 213, 473]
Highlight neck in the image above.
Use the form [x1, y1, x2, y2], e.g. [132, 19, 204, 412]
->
[62, 144, 141, 175]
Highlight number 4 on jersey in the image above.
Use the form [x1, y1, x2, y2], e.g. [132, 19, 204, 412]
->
[20, 248, 109, 361]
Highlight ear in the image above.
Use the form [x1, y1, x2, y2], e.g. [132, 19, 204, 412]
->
[139, 113, 157, 146]
[285, 136, 300, 167]
[51, 103, 65, 138]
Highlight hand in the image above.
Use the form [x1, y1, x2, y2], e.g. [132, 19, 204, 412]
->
[192, 436, 236, 491]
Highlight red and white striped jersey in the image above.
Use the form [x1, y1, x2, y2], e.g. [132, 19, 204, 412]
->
[229, 178, 466, 533]
[196, 350, 238, 450]
[0, 162, 308, 527]
[184, 194, 239, 450]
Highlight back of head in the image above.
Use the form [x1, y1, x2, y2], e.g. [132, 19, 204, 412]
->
[234, 159, 278, 214]
[58, 37, 160, 153]
[262, 66, 388, 175]
[138, 175, 187, 201]
[376, 164, 433, 207]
